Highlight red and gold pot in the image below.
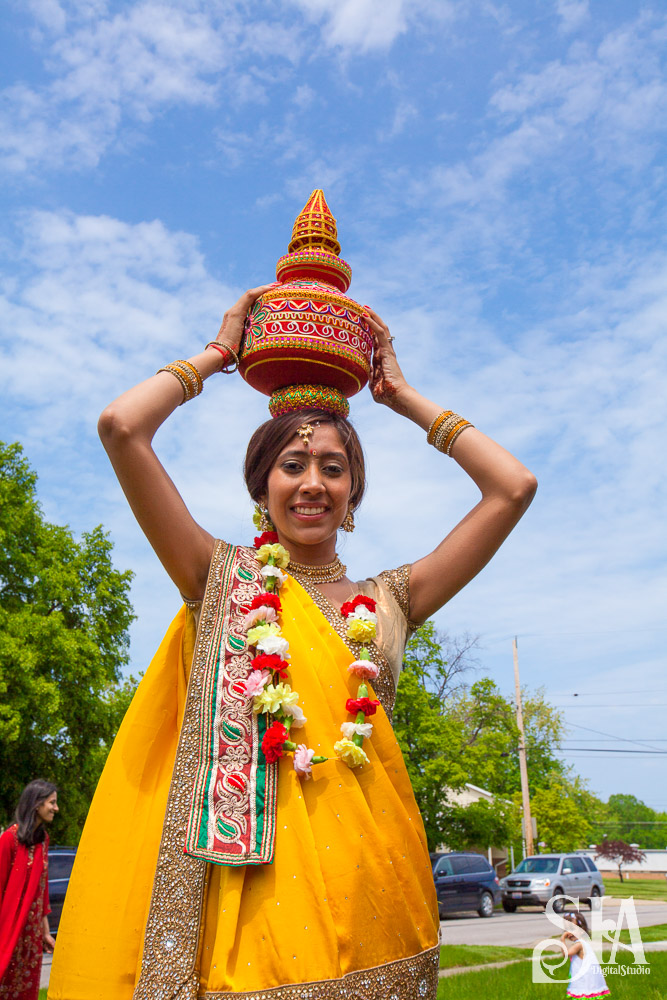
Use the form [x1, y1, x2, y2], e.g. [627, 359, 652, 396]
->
[239, 190, 372, 417]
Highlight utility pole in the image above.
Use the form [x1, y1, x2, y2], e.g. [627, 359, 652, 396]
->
[513, 636, 534, 856]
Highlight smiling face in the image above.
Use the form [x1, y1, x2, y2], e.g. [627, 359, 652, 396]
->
[36, 791, 59, 825]
[265, 422, 352, 562]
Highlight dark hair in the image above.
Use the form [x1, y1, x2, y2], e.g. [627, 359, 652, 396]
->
[564, 911, 589, 937]
[14, 779, 58, 847]
[244, 409, 366, 513]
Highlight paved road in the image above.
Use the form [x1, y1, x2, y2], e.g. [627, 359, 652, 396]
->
[440, 899, 667, 948]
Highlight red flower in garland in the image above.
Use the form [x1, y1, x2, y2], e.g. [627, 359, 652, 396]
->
[346, 697, 380, 716]
[254, 531, 279, 548]
[262, 720, 289, 763]
[248, 592, 282, 614]
[251, 653, 290, 678]
[340, 594, 377, 618]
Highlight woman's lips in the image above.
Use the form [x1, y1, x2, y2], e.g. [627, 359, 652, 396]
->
[291, 505, 329, 518]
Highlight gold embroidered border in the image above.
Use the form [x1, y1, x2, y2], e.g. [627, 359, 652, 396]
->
[133, 540, 231, 1000]
[201, 945, 439, 999]
[289, 575, 396, 720]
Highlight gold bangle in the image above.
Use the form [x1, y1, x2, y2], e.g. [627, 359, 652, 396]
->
[427, 410, 454, 445]
[429, 412, 473, 453]
[445, 422, 473, 455]
[432, 414, 463, 451]
[157, 365, 190, 404]
[441, 418, 471, 454]
[170, 363, 199, 400]
[205, 341, 240, 374]
[174, 359, 203, 394]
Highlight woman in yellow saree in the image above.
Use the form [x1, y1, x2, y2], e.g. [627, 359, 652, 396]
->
[49, 287, 536, 1000]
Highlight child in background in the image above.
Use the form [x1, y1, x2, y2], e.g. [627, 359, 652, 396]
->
[561, 911, 610, 999]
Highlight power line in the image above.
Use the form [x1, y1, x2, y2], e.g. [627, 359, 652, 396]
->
[555, 703, 667, 709]
[565, 722, 665, 753]
[568, 690, 667, 697]
[561, 747, 667, 756]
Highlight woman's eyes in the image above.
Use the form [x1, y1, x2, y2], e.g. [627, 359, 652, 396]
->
[280, 461, 345, 476]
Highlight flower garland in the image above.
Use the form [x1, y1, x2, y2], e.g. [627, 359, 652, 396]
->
[241, 529, 380, 778]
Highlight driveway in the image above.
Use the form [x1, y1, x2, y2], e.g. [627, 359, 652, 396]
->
[440, 898, 667, 949]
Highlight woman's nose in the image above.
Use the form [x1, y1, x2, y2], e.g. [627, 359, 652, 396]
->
[300, 461, 324, 491]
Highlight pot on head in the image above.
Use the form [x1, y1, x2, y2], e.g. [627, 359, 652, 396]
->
[239, 190, 373, 417]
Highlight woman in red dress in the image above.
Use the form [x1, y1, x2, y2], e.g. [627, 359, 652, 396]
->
[0, 780, 58, 999]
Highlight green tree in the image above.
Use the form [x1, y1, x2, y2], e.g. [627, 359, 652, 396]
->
[0, 441, 135, 843]
[529, 775, 595, 852]
[393, 623, 479, 849]
[446, 797, 518, 853]
[603, 794, 663, 849]
[394, 623, 575, 852]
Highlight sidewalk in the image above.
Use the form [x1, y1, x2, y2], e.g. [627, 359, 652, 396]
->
[40, 953, 52, 989]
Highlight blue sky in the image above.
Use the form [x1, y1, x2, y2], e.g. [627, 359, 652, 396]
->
[1, 0, 666, 816]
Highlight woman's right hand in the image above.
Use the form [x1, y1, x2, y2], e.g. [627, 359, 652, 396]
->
[214, 285, 275, 352]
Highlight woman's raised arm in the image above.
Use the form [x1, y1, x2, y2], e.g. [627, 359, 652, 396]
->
[366, 306, 537, 624]
[98, 286, 272, 601]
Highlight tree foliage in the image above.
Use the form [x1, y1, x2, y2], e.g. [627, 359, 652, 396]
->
[529, 775, 598, 853]
[393, 622, 600, 853]
[601, 794, 667, 850]
[0, 442, 135, 843]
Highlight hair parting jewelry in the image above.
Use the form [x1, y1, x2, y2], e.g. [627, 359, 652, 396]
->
[287, 556, 346, 583]
[427, 410, 474, 455]
[204, 341, 240, 373]
[296, 422, 317, 444]
[156, 361, 203, 404]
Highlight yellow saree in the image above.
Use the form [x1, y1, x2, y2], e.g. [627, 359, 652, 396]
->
[49, 543, 439, 1000]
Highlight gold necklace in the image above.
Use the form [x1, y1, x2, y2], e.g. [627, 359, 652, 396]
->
[287, 555, 346, 584]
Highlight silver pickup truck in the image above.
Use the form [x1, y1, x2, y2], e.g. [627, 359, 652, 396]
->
[499, 853, 605, 912]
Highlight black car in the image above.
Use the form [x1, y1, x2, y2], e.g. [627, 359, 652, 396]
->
[48, 846, 77, 934]
[431, 851, 501, 918]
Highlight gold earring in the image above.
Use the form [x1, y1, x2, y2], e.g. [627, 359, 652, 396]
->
[253, 501, 274, 533]
[342, 506, 355, 533]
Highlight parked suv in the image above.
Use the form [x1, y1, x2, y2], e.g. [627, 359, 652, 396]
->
[431, 851, 501, 918]
[500, 853, 604, 912]
[48, 846, 77, 934]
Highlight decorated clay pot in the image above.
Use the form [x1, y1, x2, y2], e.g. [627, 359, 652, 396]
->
[239, 191, 372, 416]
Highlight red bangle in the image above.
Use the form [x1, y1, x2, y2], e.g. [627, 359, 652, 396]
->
[205, 341, 239, 373]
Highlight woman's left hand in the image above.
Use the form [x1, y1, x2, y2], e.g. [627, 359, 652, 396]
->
[365, 306, 410, 412]
[43, 932, 56, 952]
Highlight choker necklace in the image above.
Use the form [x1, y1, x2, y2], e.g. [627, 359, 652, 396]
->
[288, 556, 346, 584]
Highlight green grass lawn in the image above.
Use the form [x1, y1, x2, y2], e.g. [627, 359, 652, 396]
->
[440, 943, 533, 968]
[437, 948, 667, 999]
[619, 921, 667, 944]
[603, 876, 667, 901]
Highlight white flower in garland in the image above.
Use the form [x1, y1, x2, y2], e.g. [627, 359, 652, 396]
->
[340, 721, 373, 740]
[283, 702, 307, 728]
[260, 564, 287, 586]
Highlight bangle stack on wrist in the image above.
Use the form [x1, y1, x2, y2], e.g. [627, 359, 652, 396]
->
[157, 360, 204, 404]
[205, 341, 240, 373]
[427, 410, 474, 455]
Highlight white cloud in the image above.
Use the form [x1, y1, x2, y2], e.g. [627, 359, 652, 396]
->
[555, 0, 589, 34]
[0, 2, 297, 172]
[419, 14, 667, 211]
[287, 0, 456, 52]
